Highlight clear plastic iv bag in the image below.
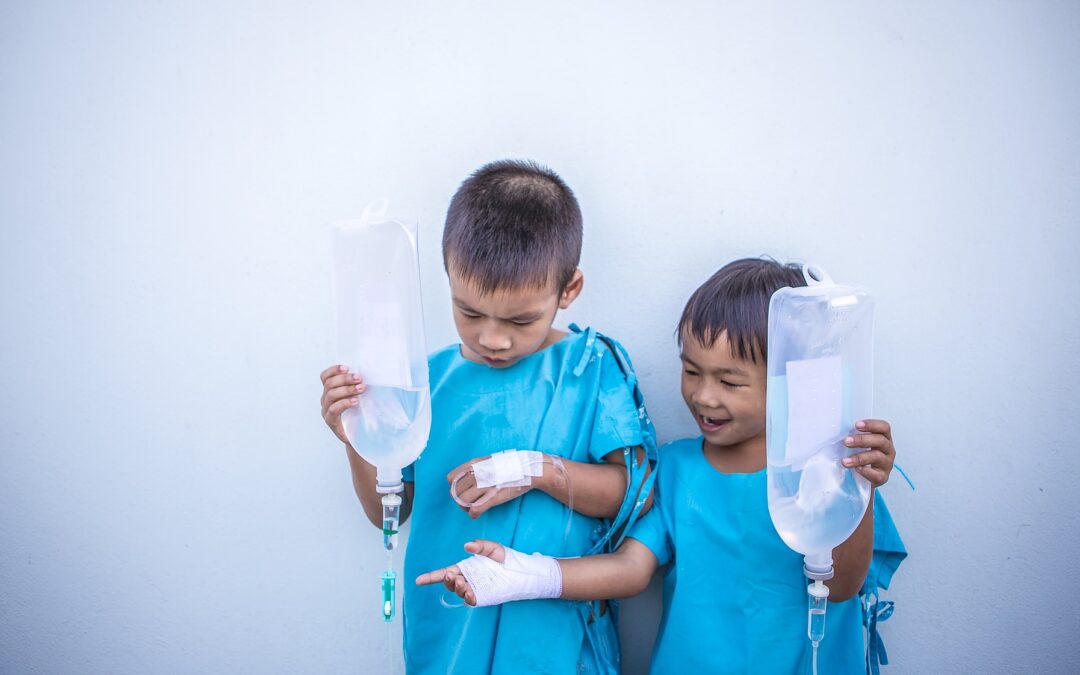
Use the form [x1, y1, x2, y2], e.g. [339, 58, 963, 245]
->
[332, 201, 431, 492]
[765, 264, 873, 571]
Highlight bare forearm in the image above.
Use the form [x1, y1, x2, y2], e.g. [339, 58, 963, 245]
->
[535, 456, 628, 519]
[345, 444, 412, 528]
[558, 539, 658, 600]
[827, 490, 874, 601]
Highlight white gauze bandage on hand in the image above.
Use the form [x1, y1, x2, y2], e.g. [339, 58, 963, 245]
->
[455, 546, 563, 607]
[471, 450, 544, 489]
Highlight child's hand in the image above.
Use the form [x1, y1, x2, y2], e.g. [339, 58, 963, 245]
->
[447, 457, 532, 519]
[319, 364, 364, 446]
[415, 540, 562, 607]
[842, 418, 896, 488]
[415, 539, 507, 606]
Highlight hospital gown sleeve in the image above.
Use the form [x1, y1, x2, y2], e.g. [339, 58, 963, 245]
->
[863, 491, 907, 592]
[627, 498, 673, 566]
[587, 347, 645, 463]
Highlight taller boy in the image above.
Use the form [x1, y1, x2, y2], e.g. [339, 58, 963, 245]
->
[320, 160, 654, 674]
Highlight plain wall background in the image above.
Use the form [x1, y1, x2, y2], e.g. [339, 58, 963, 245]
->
[2, 1, 1078, 673]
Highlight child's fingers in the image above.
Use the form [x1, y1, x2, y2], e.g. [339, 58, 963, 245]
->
[855, 419, 892, 438]
[842, 450, 892, 470]
[464, 539, 507, 563]
[451, 472, 477, 493]
[444, 571, 459, 593]
[453, 483, 485, 505]
[320, 365, 346, 384]
[467, 489, 502, 519]
[452, 575, 476, 605]
[855, 464, 889, 486]
[468, 492, 501, 519]
[454, 575, 468, 596]
[415, 564, 461, 586]
[446, 456, 490, 483]
[323, 373, 364, 395]
[844, 433, 892, 454]
[324, 397, 358, 420]
[321, 369, 364, 389]
[323, 383, 366, 407]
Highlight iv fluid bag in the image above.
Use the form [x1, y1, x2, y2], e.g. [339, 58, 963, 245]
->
[766, 265, 873, 567]
[332, 202, 431, 489]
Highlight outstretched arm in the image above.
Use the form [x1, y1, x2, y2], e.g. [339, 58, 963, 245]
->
[416, 538, 659, 606]
[560, 538, 657, 599]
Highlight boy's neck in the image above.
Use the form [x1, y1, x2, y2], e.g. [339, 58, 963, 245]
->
[702, 438, 766, 474]
[539, 327, 568, 350]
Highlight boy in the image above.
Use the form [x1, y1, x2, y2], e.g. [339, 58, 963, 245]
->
[320, 160, 655, 674]
[419, 258, 907, 674]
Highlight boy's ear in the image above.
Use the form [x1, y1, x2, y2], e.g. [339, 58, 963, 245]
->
[558, 269, 584, 309]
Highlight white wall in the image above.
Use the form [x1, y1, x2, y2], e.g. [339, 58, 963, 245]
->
[2, 2, 1078, 673]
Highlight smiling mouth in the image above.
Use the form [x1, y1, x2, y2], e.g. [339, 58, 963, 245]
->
[699, 415, 731, 431]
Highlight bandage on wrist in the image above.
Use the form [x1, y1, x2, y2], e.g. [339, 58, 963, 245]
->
[455, 546, 563, 607]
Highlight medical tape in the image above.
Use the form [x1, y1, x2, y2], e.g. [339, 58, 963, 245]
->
[455, 546, 562, 607]
[472, 450, 543, 489]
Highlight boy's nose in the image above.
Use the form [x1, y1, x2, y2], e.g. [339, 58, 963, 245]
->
[478, 328, 511, 352]
[692, 385, 720, 408]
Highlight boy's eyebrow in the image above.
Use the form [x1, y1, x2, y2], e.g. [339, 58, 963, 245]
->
[452, 297, 480, 313]
[452, 297, 544, 322]
[679, 353, 748, 376]
[507, 310, 544, 321]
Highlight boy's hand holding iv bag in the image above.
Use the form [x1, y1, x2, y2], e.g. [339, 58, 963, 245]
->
[320, 364, 365, 447]
[841, 418, 895, 488]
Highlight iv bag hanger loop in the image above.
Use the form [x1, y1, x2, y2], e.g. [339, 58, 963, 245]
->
[802, 263, 835, 287]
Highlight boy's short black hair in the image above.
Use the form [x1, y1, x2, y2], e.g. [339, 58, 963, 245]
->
[443, 159, 582, 295]
[678, 257, 806, 363]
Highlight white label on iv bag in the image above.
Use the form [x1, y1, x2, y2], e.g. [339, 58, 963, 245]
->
[784, 356, 843, 470]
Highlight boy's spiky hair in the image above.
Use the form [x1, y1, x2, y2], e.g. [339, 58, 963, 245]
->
[678, 257, 806, 363]
[442, 159, 582, 294]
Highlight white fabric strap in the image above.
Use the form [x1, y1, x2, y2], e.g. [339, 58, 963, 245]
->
[455, 546, 563, 607]
[472, 450, 544, 489]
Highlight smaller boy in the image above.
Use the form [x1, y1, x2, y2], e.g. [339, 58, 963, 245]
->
[419, 258, 907, 674]
[320, 160, 654, 674]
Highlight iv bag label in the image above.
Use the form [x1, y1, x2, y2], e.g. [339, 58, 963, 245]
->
[784, 355, 843, 470]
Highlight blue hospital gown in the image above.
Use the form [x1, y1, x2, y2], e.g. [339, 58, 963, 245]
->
[402, 328, 646, 674]
[629, 437, 906, 674]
